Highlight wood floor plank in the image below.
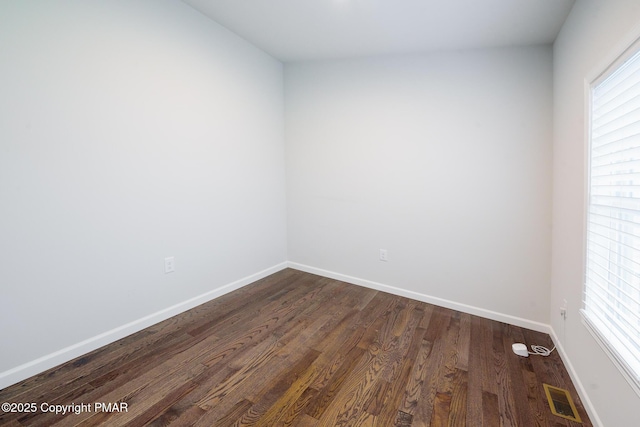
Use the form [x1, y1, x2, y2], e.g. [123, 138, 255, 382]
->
[394, 410, 413, 427]
[313, 347, 383, 425]
[482, 390, 500, 427]
[448, 368, 468, 426]
[456, 313, 471, 371]
[431, 391, 452, 427]
[125, 380, 199, 427]
[466, 315, 484, 427]
[273, 387, 317, 427]
[212, 399, 253, 427]
[0, 269, 593, 427]
[376, 326, 426, 425]
[305, 346, 366, 419]
[251, 350, 321, 427]
[308, 320, 364, 390]
[492, 322, 518, 427]
[291, 414, 318, 427]
[353, 410, 377, 426]
[411, 307, 452, 426]
[479, 316, 499, 397]
[399, 336, 431, 416]
[195, 335, 282, 411]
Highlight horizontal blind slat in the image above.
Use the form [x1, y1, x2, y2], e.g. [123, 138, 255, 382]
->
[589, 196, 640, 212]
[591, 145, 640, 167]
[586, 261, 640, 302]
[591, 120, 640, 147]
[583, 300, 640, 361]
[587, 226, 640, 255]
[591, 158, 640, 174]
[593, 105, 640, 136]
[594, 85, 640, 121]
[583, 296, 640, 354]
[586, 234, 640, 270]
[583, 288, 640, 344]
[592, 130, 640, 155]
[587, 252, 640, 290]
[590, 203, 640, 220]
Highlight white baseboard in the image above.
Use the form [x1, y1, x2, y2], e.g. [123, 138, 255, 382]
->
[287, 262, 551, 334]
[549, 328, 603, 427]
[0, 262, 288, 390]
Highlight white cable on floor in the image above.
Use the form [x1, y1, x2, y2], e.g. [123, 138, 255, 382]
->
[528, 344, 556, 356]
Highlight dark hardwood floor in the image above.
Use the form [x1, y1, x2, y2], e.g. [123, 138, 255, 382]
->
[0, 269, 591, 426]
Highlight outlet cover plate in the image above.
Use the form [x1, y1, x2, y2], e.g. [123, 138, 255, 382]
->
[165, 256, 175, 273]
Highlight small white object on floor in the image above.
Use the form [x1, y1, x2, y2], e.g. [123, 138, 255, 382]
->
[512, 343, 529, 357]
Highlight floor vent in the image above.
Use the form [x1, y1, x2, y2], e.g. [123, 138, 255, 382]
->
[543, 383, 582, 423]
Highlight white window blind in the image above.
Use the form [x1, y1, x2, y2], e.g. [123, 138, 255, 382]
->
[583, 42, 640, 394]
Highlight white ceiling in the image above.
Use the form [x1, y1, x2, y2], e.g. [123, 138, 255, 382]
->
[182, 0, 575, 62]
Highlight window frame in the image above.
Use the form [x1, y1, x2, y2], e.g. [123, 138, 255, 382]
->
[582, 35, 640, 398]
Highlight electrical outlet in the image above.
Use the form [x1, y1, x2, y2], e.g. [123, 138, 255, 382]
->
[560, 299, 567, 319]
[165, 256, 175, 273]
[379, 249, 388, 262]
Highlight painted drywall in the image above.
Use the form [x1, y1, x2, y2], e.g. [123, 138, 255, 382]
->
[285, 47, 553, 325]
[551, 0, 640, 425]
[0, 0, 286, 381]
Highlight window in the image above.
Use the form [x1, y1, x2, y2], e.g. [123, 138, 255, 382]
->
[583, 38, 640, 395]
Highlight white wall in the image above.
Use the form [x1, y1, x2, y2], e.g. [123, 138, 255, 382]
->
[552, 0, 640, 425]
[0, 0, 286, 385]
[285, 47, 553, 326]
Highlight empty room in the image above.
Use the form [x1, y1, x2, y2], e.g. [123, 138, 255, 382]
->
[1, 0, 640, 425]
